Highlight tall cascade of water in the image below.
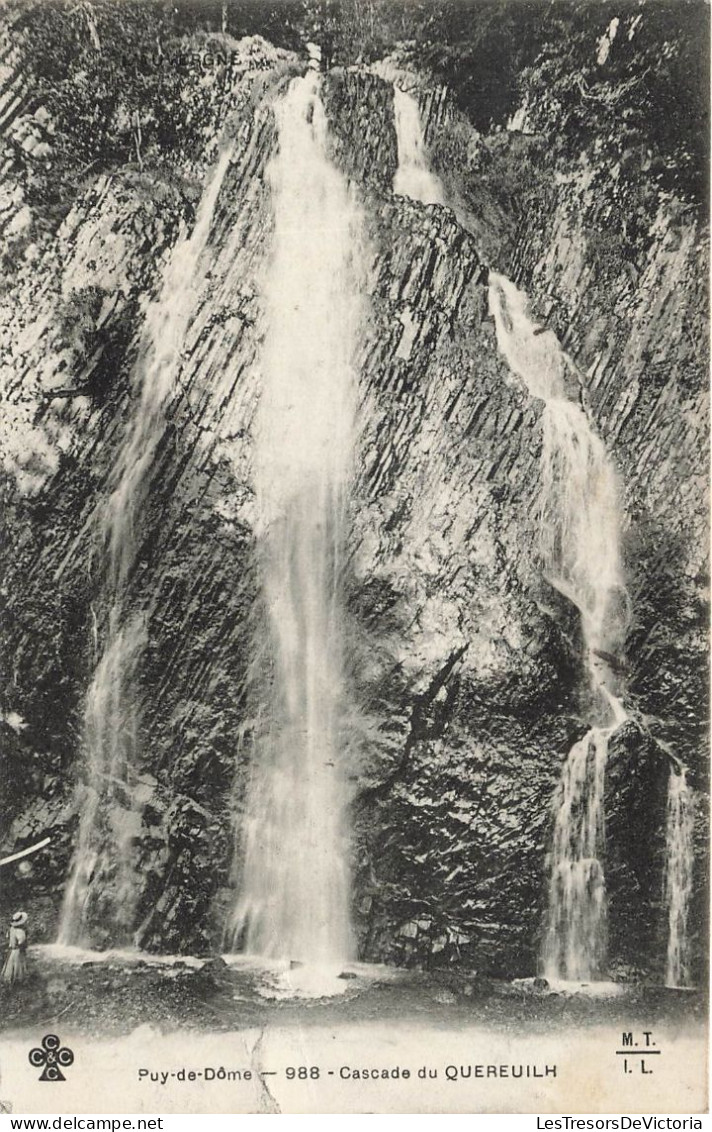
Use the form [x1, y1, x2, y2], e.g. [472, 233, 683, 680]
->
[489, 274, 629, 982]
[58, 151, 231, 946]
[392, 86, 445, 206]
[225, 72, 367, 973]
[664, 768, 695, 987]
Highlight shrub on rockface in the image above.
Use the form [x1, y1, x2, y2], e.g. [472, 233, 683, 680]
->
[5, 0, 295, 248]
[13, 0, 204, 163]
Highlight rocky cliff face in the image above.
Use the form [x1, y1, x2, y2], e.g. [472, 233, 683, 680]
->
[408, 2, 709, 977]
[0, 5, 707, 982]
[509, 169, 709, 980]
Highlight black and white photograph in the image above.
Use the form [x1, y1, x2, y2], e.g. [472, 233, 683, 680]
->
[0, 0, 708, 1114]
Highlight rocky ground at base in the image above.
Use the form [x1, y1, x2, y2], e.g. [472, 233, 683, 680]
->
[0, 952, 705, 1039]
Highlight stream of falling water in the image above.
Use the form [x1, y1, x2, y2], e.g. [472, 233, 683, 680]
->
[224, 73, 367, 984]
[388, 86, 626, 982]
[488, 274, 629, 982]
[392, 86, 445, 205]
[664, 769, 694, 987]
[58, 150, 231, 947]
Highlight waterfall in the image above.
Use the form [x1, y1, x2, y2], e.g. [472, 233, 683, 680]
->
[58, 150, 231, 947]
[225, 73, 367, 973]
[390, 84, 630, 983]
[392, 86, 445, 206]
[488, 273, 628, 982]
[664, 768, 694, 987]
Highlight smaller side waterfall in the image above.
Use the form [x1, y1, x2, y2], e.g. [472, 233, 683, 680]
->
[58, 150, 231, 947]
[543, 730, 609, 980]
[58, 615, 147, 944]
[489, 273, 629, 982]
[392, 87, 445, 206]
[664, 768, 695, 987]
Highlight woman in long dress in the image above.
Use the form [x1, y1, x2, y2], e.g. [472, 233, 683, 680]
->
[2, 911, 28, 984]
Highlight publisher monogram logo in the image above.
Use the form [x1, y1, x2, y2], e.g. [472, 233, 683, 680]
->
[28, 1034, 74, 1082]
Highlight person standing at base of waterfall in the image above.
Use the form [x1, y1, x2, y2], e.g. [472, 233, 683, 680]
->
[2, 911, 28, 985]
